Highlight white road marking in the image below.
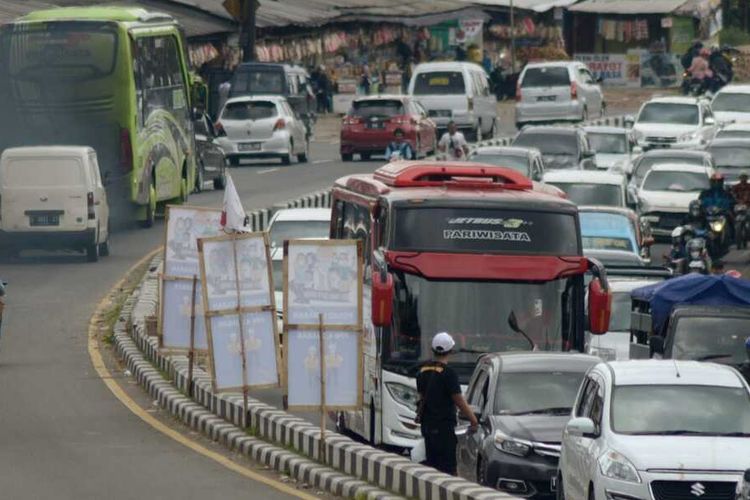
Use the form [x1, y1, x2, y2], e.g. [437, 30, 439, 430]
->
[312, 160, 333, 165]
[256, 167, 279, 174]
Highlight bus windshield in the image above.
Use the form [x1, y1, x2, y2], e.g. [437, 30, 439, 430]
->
[384, 271, 576, 381]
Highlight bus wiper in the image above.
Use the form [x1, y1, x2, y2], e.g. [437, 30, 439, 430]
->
[695, 353, 734, 361]
[508, 311, 536, 350]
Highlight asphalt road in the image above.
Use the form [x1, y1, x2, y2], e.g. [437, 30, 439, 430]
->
[2, 113, 749, 498]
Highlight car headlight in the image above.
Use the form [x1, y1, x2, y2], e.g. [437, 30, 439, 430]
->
[677, 131, 699, 143]
[494, 430, 532, 457]
[598, 450, 641, 483]
[385, 382, 418, 412]
[710, 220, 725, 232]
[590, 346, 618, 361]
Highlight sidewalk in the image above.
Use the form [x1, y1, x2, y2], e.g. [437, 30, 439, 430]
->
[312, 87, 673, 144]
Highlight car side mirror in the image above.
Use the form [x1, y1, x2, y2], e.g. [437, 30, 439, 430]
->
[624, 115, 635, 129]
[649, 336, 665, 358]
[632, 146, 643, 155]
[705, 116, 716, 126]
[628, 185, 639, 205]
[588, 275, 612, 335]
[566, 417, 598, 438]
[372, 268, 394, 327]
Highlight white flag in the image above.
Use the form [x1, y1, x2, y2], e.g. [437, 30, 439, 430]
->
[221, 173, 248, 232]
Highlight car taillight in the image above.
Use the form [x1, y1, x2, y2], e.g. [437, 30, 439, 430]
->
[87, 192, 95, 220]
[214, 121, 227, 137]
[570, 81, 578, 99]
[515, 83, 521, 102]
[467, 97, 474, 111]
[273, 118, 286, 131]
[343, 116, 361, 126]
[119, 128, 133, 173]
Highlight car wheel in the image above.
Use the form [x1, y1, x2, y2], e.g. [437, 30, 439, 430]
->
[281, 141, 293, 165]
[361, 152, 371, 161]
[86, 240, 99, 263]
[475, 123, 483, 143]
[138, 185, 156, 229]
[297, 139, 309, 163]
[213, 173, 226, 190]
[98, 234, 110, 257]
[600, 101, 607, 117]
[556, 473, 565, 500]
[588, 483, 596, 500]
[431, 136, 438, 155]
[341, 153, 353, 162]
[194, 162, 204, 193]
[416, 137, 422, 159]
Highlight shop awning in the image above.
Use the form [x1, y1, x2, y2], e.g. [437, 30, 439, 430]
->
[464, 0, 579, 13]
[567, 0, 690, 14]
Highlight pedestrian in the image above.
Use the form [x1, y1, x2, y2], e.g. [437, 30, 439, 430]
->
[416, 332, 478, 475]
[437, 121, 469, 160]
[385, 128, 414, 161]
[316, 65, 332, 113]
[360, 65, 371, 95]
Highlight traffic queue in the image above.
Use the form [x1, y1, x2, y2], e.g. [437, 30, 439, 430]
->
[329, 59, 750, 499]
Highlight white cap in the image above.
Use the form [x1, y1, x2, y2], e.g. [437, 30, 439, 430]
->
[432, 332, 455, 354]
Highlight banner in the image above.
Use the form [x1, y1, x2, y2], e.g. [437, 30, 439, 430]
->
[160, 206, 223, 351]
[284, 240, 363, 411]
[199, 232, 280, 392]
[574, 53, 640, 87]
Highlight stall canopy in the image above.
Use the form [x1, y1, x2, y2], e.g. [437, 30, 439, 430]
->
[467, 0, 579, 13]
[567, 0, 689, 14]
[631, 274, 750, 335]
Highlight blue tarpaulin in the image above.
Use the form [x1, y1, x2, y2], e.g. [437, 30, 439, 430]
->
[631, 274, 750, 334]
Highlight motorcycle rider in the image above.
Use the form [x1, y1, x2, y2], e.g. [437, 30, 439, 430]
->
[665, 226, 688, 274]
[384, 128, 415, 161]
[731, 172, 750, 204]
[699, 173, 735, 213]
[684, 199, 708, 230]
[437, 121, 469, 161]
[686, 47, 713, 93]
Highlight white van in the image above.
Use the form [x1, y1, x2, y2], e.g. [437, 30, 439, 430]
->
[0, 146, 110, 262]
[408, 61, 497, 141]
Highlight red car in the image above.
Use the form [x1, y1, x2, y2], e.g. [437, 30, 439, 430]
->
[340, 95, 437, 161]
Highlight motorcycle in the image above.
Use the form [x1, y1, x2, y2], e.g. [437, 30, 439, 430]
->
[705, 205, 731, 257]
[686, 237, 712, 274]
[735, 204, 748, 249]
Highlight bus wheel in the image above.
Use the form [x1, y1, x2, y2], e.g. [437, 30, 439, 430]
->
[139, 187, 156, 229]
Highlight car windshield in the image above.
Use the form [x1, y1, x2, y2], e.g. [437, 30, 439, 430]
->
[351, 100, 404, 118]
[385, 272, 576, 382]
[708, 146, 750, 168]
[588, 133, 628, 154]
[469, 153, 530, 175]
[495, 371, 586, 415]
[612, 384, 750, 435]
[521, 67, 570, 87]
[716, 130, 750, 140]
[413, 71, 465, 95]
[514, 132, 578, 156]
[223, 101, 277, 120]
[638, 103, 699, 125]
[580, 213, 635, 251]
[670, 316, 750, 364]
[550, 183, 623, 206]
[231, 70, 285, 95]
[268, 220, 330, 248]
[632, 156, 705, 185]
[642, 171, 709, 192]
[712, 92, 750, 112]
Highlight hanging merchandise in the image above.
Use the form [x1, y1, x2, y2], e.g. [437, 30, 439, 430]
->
[634, 19, 649, 41]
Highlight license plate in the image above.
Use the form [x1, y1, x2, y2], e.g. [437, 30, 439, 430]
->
[238, 142, 261, 152]
[30, 214, 59, 226]
[537, 95, 556, 102]
[367, 122, 384, 129]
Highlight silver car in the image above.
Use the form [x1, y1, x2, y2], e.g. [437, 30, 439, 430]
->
[216, 95, 309, 166]
[515, 61, 605, 128]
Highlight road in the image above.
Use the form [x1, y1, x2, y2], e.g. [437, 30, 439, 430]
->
[2, 107, 748, 498]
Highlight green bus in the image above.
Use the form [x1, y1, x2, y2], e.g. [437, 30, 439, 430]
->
[0, 7, 196, 227]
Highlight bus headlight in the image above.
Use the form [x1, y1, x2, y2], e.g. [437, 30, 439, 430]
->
[385, 383, 418, 412]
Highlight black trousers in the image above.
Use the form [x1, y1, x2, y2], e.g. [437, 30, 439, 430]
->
[421, 422, 457, 475]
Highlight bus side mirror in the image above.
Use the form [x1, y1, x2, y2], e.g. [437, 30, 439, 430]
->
[372, 269, 393, 328]
[588, 277, 612, 335]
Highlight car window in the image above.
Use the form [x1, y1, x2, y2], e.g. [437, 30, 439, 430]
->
[222, 101, 277, 120]
[575, 376, 597, 417]
[521, 66, 570, 87]
[351, 99, 405, 118]
[413, 71, 466, 95]
[638, 103, 699, 125]
[712, 92, 750, 113]
[642, 171, 710, 192]
[578, 68, 592, 84]
[588, 382, 604, 433]
[467, 369, 489, 408]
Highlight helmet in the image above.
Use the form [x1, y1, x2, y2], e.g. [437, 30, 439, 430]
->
[687, 237, 705, 259]
[671, 226, 684, 244]
[710, 173, 725, 189]
[431, 332, 456, 354]
[689, 199, 703, 218]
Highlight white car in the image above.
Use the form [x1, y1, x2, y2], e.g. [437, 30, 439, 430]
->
[587, 278, 662, 361]
[0, 146, 110, 262]
[216, 95, 309, 166]
[635, 163, 713, 237]
[559, 360, 750, 500]
[715, 122, 750, 140]
[631, 96, 718, 150]
[711, 84, 750, 124]
[267, 208, 331, 319]
[583, 126, 639, 173]
[543, 170, 629, 208]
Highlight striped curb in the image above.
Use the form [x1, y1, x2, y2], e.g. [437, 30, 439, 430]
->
[112, 265, 401, 500]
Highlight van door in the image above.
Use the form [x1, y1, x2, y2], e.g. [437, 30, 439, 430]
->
[0, 155, 87, 232]
[89, 152, 109, 242]
[476, 71, 497, 136]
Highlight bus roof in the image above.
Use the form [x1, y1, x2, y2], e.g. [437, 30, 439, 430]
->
[20, 6, 174, 24]
[334, 161, 576, 211]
